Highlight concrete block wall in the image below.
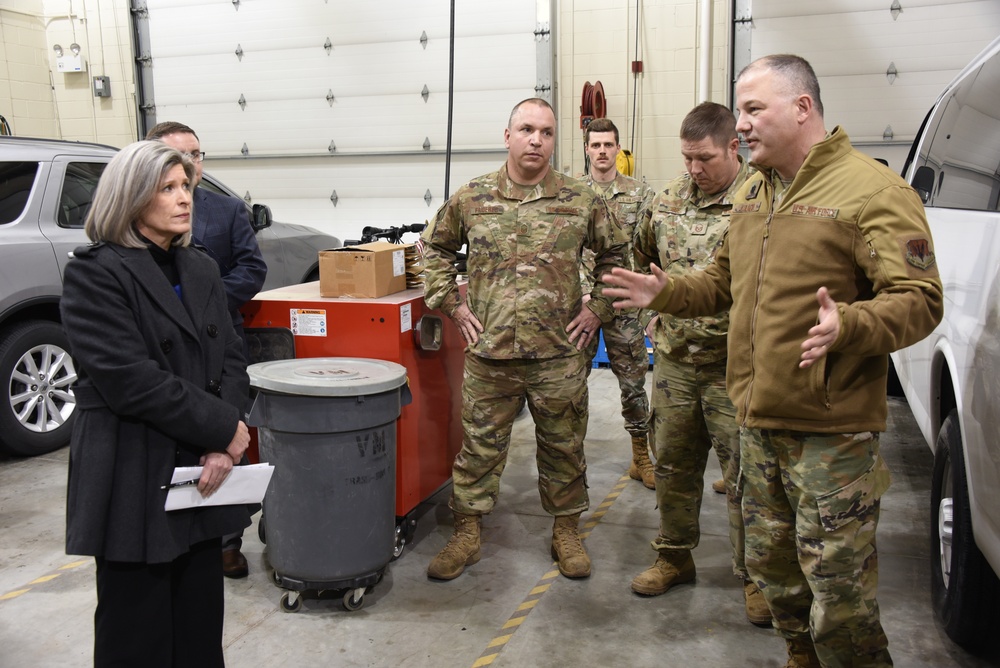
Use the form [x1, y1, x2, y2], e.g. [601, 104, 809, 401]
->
[0, 0, 136, 145]
[0, 0, 58, 137]
[558, 0, 732, 190]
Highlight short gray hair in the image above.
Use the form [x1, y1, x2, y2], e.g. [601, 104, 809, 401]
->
[739, 54, 824, 117]
[85, 141, 196, 248]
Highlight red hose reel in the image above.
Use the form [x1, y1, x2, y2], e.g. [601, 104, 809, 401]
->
[580, 80, 606, 129]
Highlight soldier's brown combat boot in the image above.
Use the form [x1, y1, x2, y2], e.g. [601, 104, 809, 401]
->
[550, 513, 591, 578]
[783, 636, 821, 668]
[744, 580, 772, 626]
[630, 549, 696, 595]
[628, 434, 655, 489]
[427, 512, 481, 580]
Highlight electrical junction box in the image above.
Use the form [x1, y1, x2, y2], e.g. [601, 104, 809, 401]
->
[92, 76, 110, 97]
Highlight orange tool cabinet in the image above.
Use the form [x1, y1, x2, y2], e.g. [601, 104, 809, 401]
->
[241, 282, 466, 544]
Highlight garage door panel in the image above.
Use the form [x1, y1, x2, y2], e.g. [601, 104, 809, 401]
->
[156, 87, 532, 157]
[752, 6, 1000, 76]
[747, 0, 1000, 171]
[143, 0, 543, 230]
[204, 153, 505, 241]
[820, 72, 957, 143]
[148, 0, 535, 47]
[752, 0, 995, 20]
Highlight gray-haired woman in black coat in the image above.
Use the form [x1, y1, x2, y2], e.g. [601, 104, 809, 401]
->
[60, 140, 251, 667]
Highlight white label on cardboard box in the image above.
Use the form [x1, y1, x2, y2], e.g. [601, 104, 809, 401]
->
[392, 249, 405, 277]
[289, 308, 327, 337]
[400, 303, 412, 333]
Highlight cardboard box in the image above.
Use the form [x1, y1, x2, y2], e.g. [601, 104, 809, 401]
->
[319, 242, 409, 298]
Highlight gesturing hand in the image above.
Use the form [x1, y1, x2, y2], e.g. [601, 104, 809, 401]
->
[799, 287, 840, 369]
[602, 264, 670, 310]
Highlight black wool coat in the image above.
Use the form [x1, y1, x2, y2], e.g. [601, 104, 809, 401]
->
[60, 242, 251, 564]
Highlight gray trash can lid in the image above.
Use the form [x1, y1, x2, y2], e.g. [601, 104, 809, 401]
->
[247, 357, 408, 397]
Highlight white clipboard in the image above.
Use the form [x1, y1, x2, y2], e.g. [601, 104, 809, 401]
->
[164, 463, 274, 511]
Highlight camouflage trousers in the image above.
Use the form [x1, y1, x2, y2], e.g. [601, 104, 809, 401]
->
[648, 354, 745, 577]
[449, 351, 590, 517]
[741, 428, 893, 667]
[584, 311, 650, 437]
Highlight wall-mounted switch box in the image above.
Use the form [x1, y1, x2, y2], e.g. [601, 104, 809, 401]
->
[93, 76, 111, 98]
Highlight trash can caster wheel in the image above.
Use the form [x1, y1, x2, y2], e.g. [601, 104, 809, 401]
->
[280, 592, 302, 613]
[271, 570, 281, 586]
[392, 523, 406, 560]
[343, 588, 364, 611]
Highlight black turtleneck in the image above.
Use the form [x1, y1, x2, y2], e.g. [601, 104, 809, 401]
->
[140, 235, 181, 296]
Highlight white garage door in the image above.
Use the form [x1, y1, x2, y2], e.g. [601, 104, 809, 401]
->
[140, 0, 548, 242]
[738, 0, 1000, 172]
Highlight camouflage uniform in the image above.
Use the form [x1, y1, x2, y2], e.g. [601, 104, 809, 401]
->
[422, 163, 627, 517]
[633, 158, 751, 575]
[741, 428, 892, 667]
[580, 172, 655, 438]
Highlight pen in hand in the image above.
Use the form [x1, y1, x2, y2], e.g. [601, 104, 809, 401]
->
[160, 479, 199, 490]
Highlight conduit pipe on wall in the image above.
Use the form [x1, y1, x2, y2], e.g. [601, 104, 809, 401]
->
[698, 0, 711, 101]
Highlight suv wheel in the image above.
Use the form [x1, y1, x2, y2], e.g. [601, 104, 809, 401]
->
[930, 410, 1000, 648]
[0, 320, 78, 456]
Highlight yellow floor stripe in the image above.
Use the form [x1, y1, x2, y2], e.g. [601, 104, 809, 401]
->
[0, 589, 30, 601]
[1, 559, 93, 603]
[501, 617, 525, 630]
[471, 474, 635, 667]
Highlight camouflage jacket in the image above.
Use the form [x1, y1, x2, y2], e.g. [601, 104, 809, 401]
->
[579, 171, 655, 295]
[422, 163, 627, 360]
[634, 158, 751, 365]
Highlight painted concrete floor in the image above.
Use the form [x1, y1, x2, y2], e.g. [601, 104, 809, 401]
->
[1, 369, 998, 667]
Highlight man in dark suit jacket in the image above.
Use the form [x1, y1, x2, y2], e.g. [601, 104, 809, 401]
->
[147, 121, 267, 578]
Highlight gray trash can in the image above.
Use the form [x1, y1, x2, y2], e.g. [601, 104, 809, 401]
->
[247, 357, 411, 613]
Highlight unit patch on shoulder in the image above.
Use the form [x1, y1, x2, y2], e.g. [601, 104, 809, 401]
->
[904, 238, 936, 270]
[470, 205, 505, 215]
[732, 203, 761, 214]
[791, 204, 839, 219]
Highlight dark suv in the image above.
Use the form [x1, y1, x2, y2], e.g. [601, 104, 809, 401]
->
[0, 136, 340, 456]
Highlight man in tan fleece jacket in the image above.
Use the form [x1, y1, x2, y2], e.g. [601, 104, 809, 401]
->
[603, 55, 943, 668]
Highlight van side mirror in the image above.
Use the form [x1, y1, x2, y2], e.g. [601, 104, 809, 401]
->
[912, 165, 935, 204]
[251, 203, 273, 232]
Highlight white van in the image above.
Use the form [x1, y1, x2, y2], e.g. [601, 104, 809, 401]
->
[893, 35, 1000, 649]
